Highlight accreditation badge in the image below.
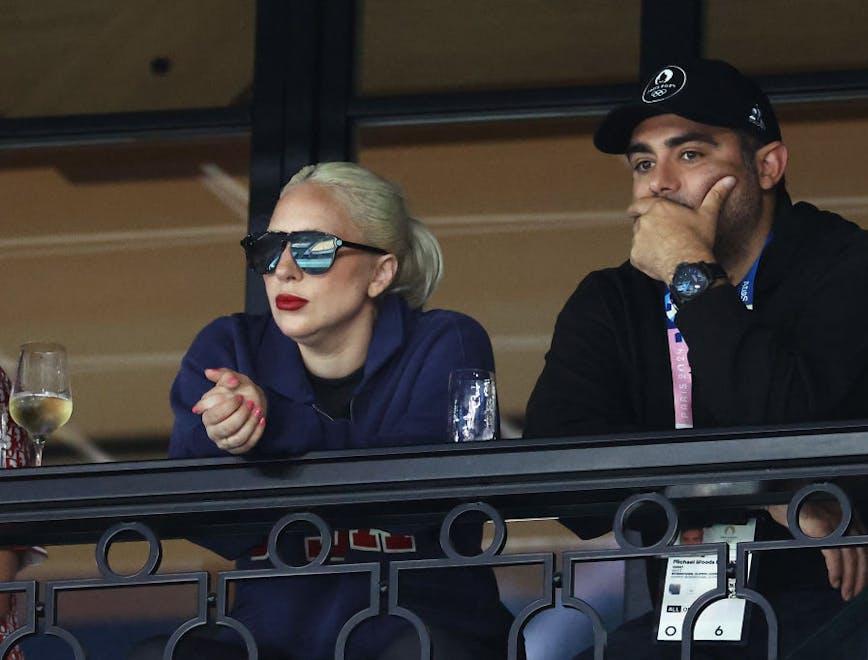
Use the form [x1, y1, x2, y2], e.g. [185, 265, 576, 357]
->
[656, 519, 756, 643]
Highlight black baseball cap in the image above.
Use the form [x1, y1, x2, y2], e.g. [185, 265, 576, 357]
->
[594, 59, 781, 154]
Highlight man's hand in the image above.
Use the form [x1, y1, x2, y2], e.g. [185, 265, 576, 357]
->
[767, 501, 868, 601]
[192, 368, 267, 455]
[628, 175, 736, 283]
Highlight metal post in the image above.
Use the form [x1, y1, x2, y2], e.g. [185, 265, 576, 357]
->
[246, 0, 320, 314]
[640, 0, 704, 78]
[317, 0, 357, 162]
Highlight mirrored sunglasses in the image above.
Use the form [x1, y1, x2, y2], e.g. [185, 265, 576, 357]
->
[240, 230, 388, 275]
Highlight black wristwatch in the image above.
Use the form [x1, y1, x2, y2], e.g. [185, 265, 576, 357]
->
[669, 261, 728, 306]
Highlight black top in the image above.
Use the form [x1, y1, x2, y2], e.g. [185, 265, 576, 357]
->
[524, 196, 868, 593]
[305, 365, 364, 420]
[525, 196, 868, 436]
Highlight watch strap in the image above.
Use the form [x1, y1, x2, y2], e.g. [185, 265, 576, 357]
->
[703, 262, 728, 282]
[670, 261, 728, 306]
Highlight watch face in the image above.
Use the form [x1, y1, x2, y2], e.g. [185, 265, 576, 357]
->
[672, 264, 708, 301]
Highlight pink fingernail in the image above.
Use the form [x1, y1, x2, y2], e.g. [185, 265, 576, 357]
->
[258, 417, 266, 427]
[228, 377, 240, 386]
[246, 400, 255, 411]
[191, 406, 200, 414]
[253, 408, 262, 418]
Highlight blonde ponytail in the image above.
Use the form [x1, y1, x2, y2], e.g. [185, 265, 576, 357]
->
[281, 162, 444, 308]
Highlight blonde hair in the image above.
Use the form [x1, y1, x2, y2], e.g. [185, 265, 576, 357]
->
[282, 162, 443, 309]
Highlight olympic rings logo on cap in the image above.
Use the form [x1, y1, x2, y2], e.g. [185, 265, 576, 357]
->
[642, 65, 687, 104]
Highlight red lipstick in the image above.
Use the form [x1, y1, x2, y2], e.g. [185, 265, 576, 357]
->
[276, 294, 308, 311]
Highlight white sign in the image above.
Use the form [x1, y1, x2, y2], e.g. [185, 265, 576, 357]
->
[657, 520, 755, 642]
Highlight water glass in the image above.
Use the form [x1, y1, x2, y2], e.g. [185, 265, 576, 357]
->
[448, 369, 498, 442]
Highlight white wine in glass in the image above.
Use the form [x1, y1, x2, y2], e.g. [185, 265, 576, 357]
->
[9, 343, 73, 466]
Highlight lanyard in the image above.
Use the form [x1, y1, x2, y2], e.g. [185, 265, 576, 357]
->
[664, 243, 768, 428]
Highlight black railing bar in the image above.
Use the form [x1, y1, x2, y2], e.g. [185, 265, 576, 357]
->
[557, 536, 868, 566]
[0, 106, 251, 150]
[4, 419, 867, 479]
[6, 426, 868, 487]
[2, 434, 867, 511]
[349, 70, 868, 128]
[351, 87, 868, 129]
[43, 572, 207, 591]
[0, 456, 865, 524]
[565, 543, 729, 563]
[758, 68, 868, 95]
[347, 84, 637, 120]
[389, 552, 553, 572]
[353, 106, 612, 128]
[349, 69, 868, 118]
[738, 535, 868, 553]
[1, 461, 866, 534]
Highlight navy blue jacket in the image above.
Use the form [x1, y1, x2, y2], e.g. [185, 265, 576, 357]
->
[170, 295, 497, 458]
[169, 295, 511, 658]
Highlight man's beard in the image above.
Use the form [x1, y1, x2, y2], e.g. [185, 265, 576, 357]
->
[712, 172, 763, 267]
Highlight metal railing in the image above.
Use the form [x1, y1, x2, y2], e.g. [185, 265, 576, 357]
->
[1, 421, 867, 659]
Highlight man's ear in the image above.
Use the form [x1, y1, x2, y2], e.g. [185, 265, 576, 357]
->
[755, 141, 788, 191]
[368, 254, 398, 298]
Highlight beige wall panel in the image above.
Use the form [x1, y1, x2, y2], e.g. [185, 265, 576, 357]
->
[781, 115, 868, 225]
[2, 244, 244, 345]
[359, 121, 630, 216]
[0, 140, 248, 235]
[706, 0, 868, 75]
[69, 366, 180, 438]
[358, 0, 640, 95]
[0, 0, 254, 117]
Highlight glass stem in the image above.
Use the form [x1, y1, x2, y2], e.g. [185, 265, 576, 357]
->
[32, 436, 45, 467]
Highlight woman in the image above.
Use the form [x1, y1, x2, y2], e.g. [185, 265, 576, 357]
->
[168, 163, 514, 659]
[0, 367, 42, 660]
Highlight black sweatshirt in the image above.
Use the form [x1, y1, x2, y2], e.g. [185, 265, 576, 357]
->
[525, 197, 868, 437]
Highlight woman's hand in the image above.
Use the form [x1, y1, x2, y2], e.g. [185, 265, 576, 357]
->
[192, 368, 267, 454]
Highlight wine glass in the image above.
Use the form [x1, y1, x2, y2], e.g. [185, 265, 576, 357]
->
[448, 369, 498, 442]
[9, 343, 73, 467]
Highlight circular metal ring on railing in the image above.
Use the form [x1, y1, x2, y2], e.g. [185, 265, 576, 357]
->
[439, 502, 506, 561]
[267, 512, 332, 571]
[95, 521, 162, 580]
[786, 482, 852, 542]
[613, 492, 679, 552]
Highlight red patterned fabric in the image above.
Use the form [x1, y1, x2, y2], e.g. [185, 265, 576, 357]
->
[0, 368, 30, 660]
[0, 370, 34, 469]
[0, 612, 24, 660]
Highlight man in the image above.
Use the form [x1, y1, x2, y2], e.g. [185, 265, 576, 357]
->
[525, 59, 868, 657]
[679, 529, 704, 546]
